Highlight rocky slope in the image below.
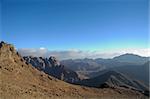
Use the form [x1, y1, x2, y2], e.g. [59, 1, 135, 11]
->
[76, 71, 149, 94]
[23, 56, 80, 83]
[0, 41, 148, 99]
[111, 62, 150, 86]
[89, 62, 150, 87]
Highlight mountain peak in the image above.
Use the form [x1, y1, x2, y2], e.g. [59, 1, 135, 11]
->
[113, 53, 148, 64]
[0, 41, 20, 61]
[0, 41, 15, 52]
[113, 53, 142, 59]
[0, 41, 14, 50]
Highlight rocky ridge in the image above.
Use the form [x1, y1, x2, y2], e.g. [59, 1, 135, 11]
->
[23, 56, 80, 83]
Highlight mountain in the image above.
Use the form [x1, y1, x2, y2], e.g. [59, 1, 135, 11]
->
[61, 54, 149, 79]
[61, 58, 104, 71]
[111, 61, 150, 86]
[113, 53, 148, 65]
[0, 41, 148, 99]
[0, 41, 87, 98]
[61, 58, 106, 79]
[23, 56, 80, 83]
[76, 70, 149, 96]
[90, 61, 149, 87]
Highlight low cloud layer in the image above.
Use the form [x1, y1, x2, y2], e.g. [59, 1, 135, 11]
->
[17, 48, 150, 60]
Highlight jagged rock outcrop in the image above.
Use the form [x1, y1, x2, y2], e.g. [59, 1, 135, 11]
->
[49, 56, 60, 66]
[23, 56, 80, 83]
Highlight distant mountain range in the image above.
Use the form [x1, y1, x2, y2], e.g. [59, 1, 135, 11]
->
[61, 53, 149, 71]
[61, 54, 149, 80]
[60, 52, 150, 96]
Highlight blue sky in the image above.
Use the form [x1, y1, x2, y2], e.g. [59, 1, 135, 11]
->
[0, 0, 149, 59]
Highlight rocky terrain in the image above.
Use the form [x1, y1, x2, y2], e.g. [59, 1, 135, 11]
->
[88, 61, 149, 88]
[111, 61, 150, 86]
[61, 54, 149, 84]
[0, 41, 149, 99]
[23, 56, 80, 83]
[76, 71, 149, 96]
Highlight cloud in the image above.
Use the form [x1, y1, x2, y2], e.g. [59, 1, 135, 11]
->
[17, 48, 150, 60]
